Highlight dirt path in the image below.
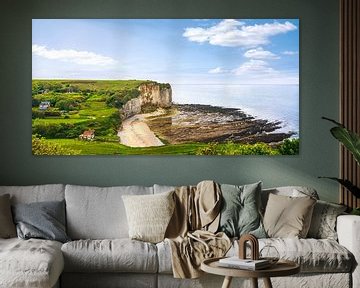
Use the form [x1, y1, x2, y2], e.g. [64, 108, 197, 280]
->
[118, 114, 164, 147]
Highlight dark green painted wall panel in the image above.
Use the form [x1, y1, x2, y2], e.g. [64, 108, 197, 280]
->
[0, 0, 340, 202]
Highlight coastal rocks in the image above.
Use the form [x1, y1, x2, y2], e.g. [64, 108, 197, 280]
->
[145, 104, 294, 144]
[122, 82, 172, 118]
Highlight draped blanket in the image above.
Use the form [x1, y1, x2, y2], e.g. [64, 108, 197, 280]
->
[165, 181, 231, 278]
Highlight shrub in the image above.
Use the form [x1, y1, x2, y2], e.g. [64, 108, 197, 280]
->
[196, 141, 279, 155]
[278, 138, 299, 155]
[32, 135, 80, 155]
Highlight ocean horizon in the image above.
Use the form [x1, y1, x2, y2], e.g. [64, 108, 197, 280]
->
[171, 83, 299, 136]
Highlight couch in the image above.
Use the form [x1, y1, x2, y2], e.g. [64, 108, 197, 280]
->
[0, 183, 359, 288]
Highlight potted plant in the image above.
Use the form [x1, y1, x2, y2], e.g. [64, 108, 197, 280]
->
[320, 117, 360, 215]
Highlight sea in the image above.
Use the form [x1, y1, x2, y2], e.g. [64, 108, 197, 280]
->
[171, 84, 299, 136]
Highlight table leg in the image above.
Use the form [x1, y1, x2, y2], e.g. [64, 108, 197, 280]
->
[221, 276, 233, 288]
[263, 277, 273, 288]
[251, 278, 258, 288]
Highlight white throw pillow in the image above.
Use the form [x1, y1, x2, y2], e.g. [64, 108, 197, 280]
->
[122, 191, 175, 243]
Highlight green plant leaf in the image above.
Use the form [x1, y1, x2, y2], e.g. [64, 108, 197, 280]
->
[322, 117, 360, 165]
[318, 176, 360, 198]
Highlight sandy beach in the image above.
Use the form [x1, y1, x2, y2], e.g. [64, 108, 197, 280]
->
[117, 112, 165, 147]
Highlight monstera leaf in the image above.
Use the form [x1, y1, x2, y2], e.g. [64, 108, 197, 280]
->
[321, 117, 360, 201]
[323, 117, 360, 165]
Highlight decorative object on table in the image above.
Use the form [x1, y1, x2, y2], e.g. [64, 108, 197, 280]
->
[238, 233, 260, 260]
[259, 245, 280, 265]
[320, 117, 360, 211]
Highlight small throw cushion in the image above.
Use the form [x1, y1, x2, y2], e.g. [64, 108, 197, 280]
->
[307, 200, 347, 240]
[263, 193, 316, 238]
[218, 182, 266, 238]
[0, 194, 16, 238]
[122, 191, 175, 243]
[12, 200, 70, 243]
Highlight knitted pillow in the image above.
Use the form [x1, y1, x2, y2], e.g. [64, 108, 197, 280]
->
[122, 191, 175, 243]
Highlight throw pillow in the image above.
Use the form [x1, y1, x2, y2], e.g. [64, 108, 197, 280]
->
[122, 191, 175, 243]
[218, 182, 266, 238]
[307, 200, 347, 240]
[0, 194, 16, 238]
[263, 193, 316, 238]
[12, 200, 70, 243]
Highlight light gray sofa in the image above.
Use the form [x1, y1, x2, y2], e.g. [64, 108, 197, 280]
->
[0, 184, 359, 288]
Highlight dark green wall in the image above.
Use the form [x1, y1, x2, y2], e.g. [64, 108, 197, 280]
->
[0, 0, 340, 202]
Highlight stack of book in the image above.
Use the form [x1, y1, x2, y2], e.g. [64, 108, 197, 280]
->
[218, 257, 271, 270]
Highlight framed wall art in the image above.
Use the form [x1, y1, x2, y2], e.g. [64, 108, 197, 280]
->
[32, 19, 299, 155]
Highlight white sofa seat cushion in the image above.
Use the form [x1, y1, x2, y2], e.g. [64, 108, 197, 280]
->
[157, 238, 353, 274]
[0, 238, 64, 288]
[233, 238, 353, 273]
[61, 239, 158, 273]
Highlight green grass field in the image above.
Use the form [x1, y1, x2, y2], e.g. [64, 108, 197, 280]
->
[44, 139, 205, 155]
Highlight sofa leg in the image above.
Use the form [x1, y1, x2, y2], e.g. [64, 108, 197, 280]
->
[263, 277, 273, 288]
[221, 276, 232, 288]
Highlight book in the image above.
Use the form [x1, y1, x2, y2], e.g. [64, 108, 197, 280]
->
[218, 257, 271, 270]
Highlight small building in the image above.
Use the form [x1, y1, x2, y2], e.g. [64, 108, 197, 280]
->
[39, 101, 51, 110]
[79, 130, 95, 141]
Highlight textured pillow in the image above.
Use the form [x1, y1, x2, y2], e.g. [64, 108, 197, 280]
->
[307, 200, 347, 240]
[218, 182, 266, 238]
[12, 200, 70, 243]
[0, 194, 16, 238]
[263, 193, 316, 238]
[122, 191, 175, 243]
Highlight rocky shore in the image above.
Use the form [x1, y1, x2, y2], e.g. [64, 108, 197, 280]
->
[145, 104, 295, 145]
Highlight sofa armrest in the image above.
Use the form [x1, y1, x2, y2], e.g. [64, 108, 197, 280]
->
[337, 215, 360, 288]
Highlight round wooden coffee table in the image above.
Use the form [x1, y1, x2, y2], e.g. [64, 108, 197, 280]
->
[201, 257, 300, 288]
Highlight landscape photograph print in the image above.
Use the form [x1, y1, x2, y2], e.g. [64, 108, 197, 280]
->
[32, 19, 299, 155]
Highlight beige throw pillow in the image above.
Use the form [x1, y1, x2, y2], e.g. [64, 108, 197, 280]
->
[0, 194, 16, 238]
[263, 193, 316, 238]
[122, 191, 175, 243]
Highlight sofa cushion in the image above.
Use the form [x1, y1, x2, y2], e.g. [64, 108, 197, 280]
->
[218, 182, 266, 238]
[0, 194, 16, 238]
[12, 200, 70, 243]
[0, 238, 64, 288]
[235, 238, 353, 273]
[0, 184, 65, 204]
[122, 191, 175, 243]
[61, 239, 158, 273]
[65, 185, 153, 239]
[307, 200, 347, 240]
[158, 237, 353, 274]
[263, 193, 316, 238]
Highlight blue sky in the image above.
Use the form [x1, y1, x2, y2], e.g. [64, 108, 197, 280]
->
[32, 19, 299, 85]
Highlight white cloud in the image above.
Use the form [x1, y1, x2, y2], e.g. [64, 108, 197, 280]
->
[244, 47, 279, 59]
[232, 59, 276, 75]
[183, 19, 297, 47]
[32, 44, 117, 66]
[208, 67, 226, 74]
[231, 59, 298, 84]
[282, 50, 299, 55]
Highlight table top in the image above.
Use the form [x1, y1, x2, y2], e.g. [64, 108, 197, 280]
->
[201, 257, 300, 278]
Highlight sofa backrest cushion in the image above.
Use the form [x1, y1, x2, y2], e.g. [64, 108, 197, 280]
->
[65, 185, 153, 239]
[0, 184, 65, 204]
